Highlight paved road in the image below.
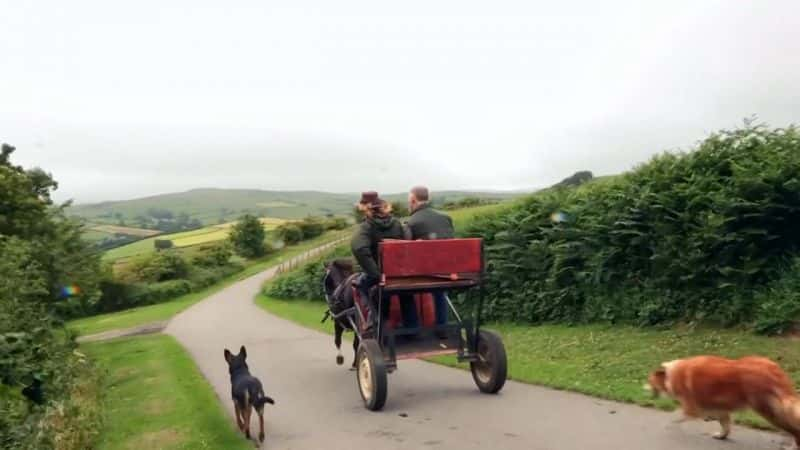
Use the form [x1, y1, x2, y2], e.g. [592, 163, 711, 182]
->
[166, 246, 790, 450]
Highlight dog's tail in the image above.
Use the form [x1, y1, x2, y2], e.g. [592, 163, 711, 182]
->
[753, 393, 800, 441]
[254, 393, 275, 408]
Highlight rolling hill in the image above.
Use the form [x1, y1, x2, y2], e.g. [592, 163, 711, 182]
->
[69, 188, 521, 226]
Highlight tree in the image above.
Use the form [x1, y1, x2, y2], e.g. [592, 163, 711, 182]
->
[154, 239, 174, 250]
[297, 217, 324, 240]
[553, 170, 594, 188]
[1, 143, 103, 448]
[390, 201, 410, 218]
[229, 214, 266, 258]
[325, 217, 350, 230]
[275, 223, 304, 245]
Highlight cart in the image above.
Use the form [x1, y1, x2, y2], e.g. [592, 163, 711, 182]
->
[330, 238, 507, 411]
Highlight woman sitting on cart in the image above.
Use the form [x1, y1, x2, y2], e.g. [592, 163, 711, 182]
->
[351, 192, 419, 335]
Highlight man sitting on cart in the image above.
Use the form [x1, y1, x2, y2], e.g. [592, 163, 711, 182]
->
[406, 186, 455, 338]
[351, 192, 419, 335]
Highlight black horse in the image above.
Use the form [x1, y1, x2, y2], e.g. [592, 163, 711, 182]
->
[322, 259, 361, 370]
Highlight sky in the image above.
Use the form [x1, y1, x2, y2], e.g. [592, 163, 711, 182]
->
[2, 1, 799, 204]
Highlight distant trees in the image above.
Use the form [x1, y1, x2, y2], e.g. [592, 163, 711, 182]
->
[130, 208, 203, 232]
[552, 170, 594, 188]
[390, 201, 410, 218]
[441, 197, 500, 211]
[229, 214, 266, 258]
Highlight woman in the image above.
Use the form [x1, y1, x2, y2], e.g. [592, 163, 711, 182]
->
[350, 194, 418, 334]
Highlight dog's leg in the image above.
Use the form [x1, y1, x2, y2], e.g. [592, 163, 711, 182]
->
[242, 404, 252, 439]
[258, 407, 265, 443]
[713, 413, 731, 440]
[674, 400, 700, 423]
[234, 402, 244, 432]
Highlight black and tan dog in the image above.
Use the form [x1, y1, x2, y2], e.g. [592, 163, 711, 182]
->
[224, 346, 275, 443]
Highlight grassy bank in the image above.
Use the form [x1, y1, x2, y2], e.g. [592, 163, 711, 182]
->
[82, 335, 252, 450]
[68, 231, 347, 336]
[256, 293, 798, 429]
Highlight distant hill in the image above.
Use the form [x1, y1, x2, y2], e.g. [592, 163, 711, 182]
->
[69, 188, 521, 227]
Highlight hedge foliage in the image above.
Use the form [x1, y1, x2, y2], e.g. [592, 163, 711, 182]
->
[266, 245, 352, 300]
[463, 123, 800, 331]
[1, 144, 103, 449]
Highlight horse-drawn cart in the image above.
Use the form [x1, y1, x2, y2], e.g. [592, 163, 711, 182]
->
[325, 238, 507, 411]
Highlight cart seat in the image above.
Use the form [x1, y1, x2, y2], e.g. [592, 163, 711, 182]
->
[379, 239, 483, 292]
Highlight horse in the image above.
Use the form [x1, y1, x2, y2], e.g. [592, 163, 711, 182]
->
[322, 259, 361, 370]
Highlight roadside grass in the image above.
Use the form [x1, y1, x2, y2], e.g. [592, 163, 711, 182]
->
[255, 293, 799, 430]
[69, 231, 348, 336]
[82, 334, 252, 450]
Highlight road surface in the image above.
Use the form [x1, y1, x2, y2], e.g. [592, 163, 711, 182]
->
[166, 246, 790, 450]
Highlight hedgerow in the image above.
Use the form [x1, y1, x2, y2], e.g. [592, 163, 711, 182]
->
[462, 123, 800, 332]
[266, 245, 352, 300]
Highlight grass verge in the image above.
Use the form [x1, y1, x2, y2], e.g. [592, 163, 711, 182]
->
[68, 231, 347, 336]
[82, 334, 252, 450]
[256, 293, 799, 430]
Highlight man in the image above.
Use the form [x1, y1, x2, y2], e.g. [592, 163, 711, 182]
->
[351, 192, 419, 334]
[406, 186, 455, 336]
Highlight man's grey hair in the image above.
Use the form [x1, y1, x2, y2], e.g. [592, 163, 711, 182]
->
[410, 185, 429, 202]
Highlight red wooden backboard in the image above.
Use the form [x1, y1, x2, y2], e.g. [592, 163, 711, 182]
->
[379, 238, 483, 279]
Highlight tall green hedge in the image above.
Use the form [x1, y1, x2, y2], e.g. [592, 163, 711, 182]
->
[463, 123, 800, 330]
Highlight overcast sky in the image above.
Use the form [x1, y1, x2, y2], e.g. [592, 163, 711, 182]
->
[2, 1, 799, 203]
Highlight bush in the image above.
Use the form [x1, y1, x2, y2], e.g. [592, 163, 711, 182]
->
[266, 245, 353, 300]
[191, 242, 233, 267]
[128, 280, 193, 306]
[275, 224, 304, 245]
[229, 214, 266, 258]
[154, 239, 174, 250]
[324, 217, 350, 230]
[297, 217, 325, 240]
[754, 259, 800, 335]
[1, 144, 103, 449]
[119, 252, 189, 283]
[186, 263, 244, 289]
[463, 123, 800, 329]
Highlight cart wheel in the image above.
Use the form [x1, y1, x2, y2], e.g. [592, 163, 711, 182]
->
[470, 330, 507, 394]
[356, 339, 388, 411]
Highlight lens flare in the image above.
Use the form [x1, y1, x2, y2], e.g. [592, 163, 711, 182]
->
[550, 211, 568, 223]
[60, 284, 81, 298]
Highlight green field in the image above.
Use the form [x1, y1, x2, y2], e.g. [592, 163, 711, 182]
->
[82, 335, 252, 450]
[102, 218, 287, 262]
[69, 231, 348, 336]
[449, 202, 512, 231]
[70, 188, 521, 226]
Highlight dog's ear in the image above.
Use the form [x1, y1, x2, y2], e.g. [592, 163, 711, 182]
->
[323, 261, 330, 269]
[224, 349, 233, 363]
[239, 345, 247, 359]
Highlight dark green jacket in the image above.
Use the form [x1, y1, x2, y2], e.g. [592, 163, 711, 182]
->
[406, 203, 454, 240]
[351, 214, 405, 279]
